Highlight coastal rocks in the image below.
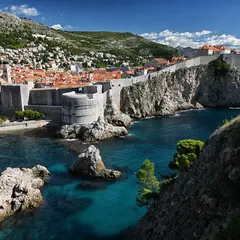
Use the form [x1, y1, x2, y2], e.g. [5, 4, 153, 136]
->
[0, 165, 50, 222]
[59, 124, 81, 139]
[80, 118, 128, 142]
[133, 117, 240, 240]
[69, 145, 121, 179]
[105, 101, 132, 127]
[59, 118, 128, 142]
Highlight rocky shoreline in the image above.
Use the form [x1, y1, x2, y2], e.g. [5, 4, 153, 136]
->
[59, 117, 129, 142]
[132, 117, 240, 240]
[0, 165, 50, 222]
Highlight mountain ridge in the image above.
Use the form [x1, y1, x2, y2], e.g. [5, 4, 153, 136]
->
[0, 12, 178, 66]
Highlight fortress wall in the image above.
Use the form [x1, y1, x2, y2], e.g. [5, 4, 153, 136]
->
[82, 85, 102, 94]
[25, 105, 62, 122]
[160, 65, 176, 73]
[221, 54, 240, 69]
[29, 87, 79, 106]
[94, 82, 111, 93]
[1, 85, 27, 116]
[20, 85, 30, 107]
[199, 55, 219, 65]
[110, 78, 133, 107]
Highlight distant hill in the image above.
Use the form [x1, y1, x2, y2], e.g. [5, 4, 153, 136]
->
[0, 12, 178, 65]
[176, 46, 198, 58]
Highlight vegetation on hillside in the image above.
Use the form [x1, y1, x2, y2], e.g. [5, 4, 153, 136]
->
[209, 59, 231, 76]
[168, 139, 204, 172]
[136, 139, 204, 206]
[0, 12, 178, 63]
[136, 159, 160, 206]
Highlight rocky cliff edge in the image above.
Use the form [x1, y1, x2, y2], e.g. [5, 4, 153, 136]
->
[133, 117, 240, 240]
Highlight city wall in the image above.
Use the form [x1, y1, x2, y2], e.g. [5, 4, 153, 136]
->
[220, 54, 240, 69]
[110, 55, 220, 107]
[29, 87, 80, 106]
[0, 85, 29, 116]
[0, 54, 230, 124]
[25, 105, 62, 122]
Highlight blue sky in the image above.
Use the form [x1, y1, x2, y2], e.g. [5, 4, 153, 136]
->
[1, 0, 240, 48]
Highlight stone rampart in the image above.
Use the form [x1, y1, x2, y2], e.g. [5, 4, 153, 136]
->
[25, 105, 62, 122]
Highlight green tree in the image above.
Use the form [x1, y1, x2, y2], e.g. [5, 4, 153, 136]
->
[168, 139, 204, 172]
[15, 110, 44, 120]
[136, 159, 160, 207]
[209, 60, 231, 76]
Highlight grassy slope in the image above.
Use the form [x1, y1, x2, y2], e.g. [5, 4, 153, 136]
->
[0, 12, 178, 60]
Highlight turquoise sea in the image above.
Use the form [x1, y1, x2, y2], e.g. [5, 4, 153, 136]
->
[0, 109, 240, 240]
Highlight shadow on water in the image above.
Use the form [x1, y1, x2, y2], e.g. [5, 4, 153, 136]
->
[23, 126, 59, 139]
[0, 195, 135, 240]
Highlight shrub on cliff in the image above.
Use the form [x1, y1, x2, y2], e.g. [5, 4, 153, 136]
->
[136, 159, 160, 206]
[15, 110, 45, 120]
[209, 60, 231, 76]
[168, 139, 204, 172]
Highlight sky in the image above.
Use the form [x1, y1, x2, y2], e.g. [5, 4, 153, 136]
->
[1, 0, 240, 48]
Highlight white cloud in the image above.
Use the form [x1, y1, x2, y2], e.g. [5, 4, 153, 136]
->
[41, 17, 46, 21]
[140, 32, 159, 40]
[140, 29, 240, 49]
[51, 24, 63, 30]
[3, 5, 39, 16]
[64, 25, 73, 30]
[50, 24, 73, 30]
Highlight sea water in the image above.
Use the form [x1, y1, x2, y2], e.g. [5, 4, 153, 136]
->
[0, 109, 239, 240]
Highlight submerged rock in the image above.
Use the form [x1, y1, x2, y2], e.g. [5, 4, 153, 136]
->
[133, 117, 240, 240]
[0, 165, 50, 222]
[76, 181, 109, 191]
[69, 145, 121, 179]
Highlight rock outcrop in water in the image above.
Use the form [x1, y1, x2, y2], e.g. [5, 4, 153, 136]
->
[59, 118, 128, 142]
[69, 145, 121, 179]
[133, 117, 240, 240]
[0, 165, 50, 222]
[121, 65, 240, 118]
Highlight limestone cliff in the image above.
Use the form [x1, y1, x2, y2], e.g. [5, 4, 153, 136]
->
[121, 65, 240, 118]
[133, 117, 240, 240]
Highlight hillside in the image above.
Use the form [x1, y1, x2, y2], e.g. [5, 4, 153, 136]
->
[0, 12, 177, 67]
[133, 116, 240, 240]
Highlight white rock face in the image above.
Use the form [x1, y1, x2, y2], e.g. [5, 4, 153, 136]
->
[0, 165, 50, 222]
[80, 118, 128, 142]
[104, 101, 132, 127]
[59, 118, 128, 142]
[69, 145, 121, 179]
[121, 67, 204, 118]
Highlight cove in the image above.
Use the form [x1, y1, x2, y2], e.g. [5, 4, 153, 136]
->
[0, 109, 240, 240]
